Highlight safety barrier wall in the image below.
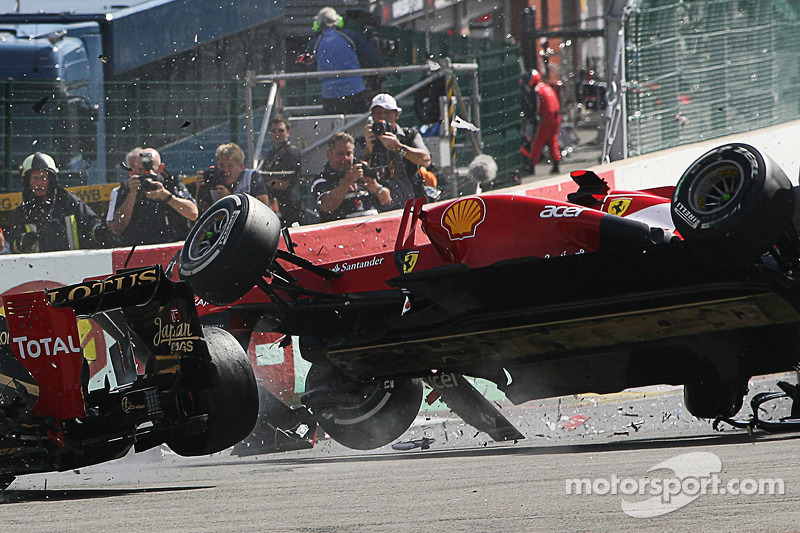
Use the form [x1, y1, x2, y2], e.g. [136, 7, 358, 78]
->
[3, 119, 800, 394]
[4, 117, 799, 295]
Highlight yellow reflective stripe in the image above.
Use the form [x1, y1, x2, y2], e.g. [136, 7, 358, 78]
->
[66, 215, 80, 249]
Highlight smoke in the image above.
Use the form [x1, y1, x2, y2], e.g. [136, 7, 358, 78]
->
[468, 154, 497, 184]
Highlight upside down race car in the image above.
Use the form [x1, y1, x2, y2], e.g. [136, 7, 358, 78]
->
[178, 142, 800, 451]
[0, 266, 258, 488]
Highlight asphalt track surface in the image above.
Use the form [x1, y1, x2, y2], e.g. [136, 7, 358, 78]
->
[3, 374, 800, 532]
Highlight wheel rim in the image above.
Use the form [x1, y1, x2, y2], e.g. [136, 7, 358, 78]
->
[187, 210, 230, 261]
[328, 383, 391, 425]
[688, 160, 744, 214]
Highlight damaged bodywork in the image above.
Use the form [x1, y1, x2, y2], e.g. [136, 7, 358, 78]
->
[179, 143, 800, 452]
[0, 266, 258, 488]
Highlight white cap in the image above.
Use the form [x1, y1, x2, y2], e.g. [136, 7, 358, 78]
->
[370, 93, 402, 112]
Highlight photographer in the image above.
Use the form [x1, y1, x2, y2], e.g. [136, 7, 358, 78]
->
[107, 147, 198, 246]
[258, 118, 302, 227]
[356, 93, 431, 210]
[311, 132, 391, 222]
[196, 143, 270, 213]
[8, 152, 105, 253]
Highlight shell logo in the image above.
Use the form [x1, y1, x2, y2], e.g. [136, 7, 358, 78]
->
[441, 197, 486, 240]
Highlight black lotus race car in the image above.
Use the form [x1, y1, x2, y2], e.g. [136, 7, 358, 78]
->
[179, 142, 800, 451]
[0, 266, 258, 488]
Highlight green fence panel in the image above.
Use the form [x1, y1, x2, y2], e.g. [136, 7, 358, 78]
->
[1, 27, 521, 192]
[624, 0, 800, 156]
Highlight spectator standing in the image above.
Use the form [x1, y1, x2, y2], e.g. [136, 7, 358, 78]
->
[311, 132, 391, 222]
[306, 7, 383, 114]
[197, 143, 270, 213]
[356, 93, 431, 210]
[522, 70, 562, 175]
[107, 147, 198, 246]
[8, 152, 104, 253]
[258, 118, 302, 227]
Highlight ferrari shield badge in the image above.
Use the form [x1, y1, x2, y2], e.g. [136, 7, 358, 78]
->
[395, 249, 420, 274]
[606, 198, 632, 217]
[441, 197, 486, 240]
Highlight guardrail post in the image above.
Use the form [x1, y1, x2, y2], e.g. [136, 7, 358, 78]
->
[3, 80, 12, 191]
[230, 80, 241, 147]
[133, 80, 141, 144]
[245, 71, 255, 168]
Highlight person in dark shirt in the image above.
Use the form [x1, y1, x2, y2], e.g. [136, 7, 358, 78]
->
[8, 152, 104, 253]
[106, 147, 198, 246]
[356, 93, 431, 211]
[259, 117, 302, 227]
[196, 143, 270, 214]
[311, 132, 391, 222]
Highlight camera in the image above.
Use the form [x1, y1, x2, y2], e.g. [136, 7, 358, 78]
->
[139, 176, 160, 191]
[358, 162, 384, 181]
[140, 153, 154, 172]
[371, 120, 396, 137]
[370, 120, 397, 156]
[203, 166, 224, 189]
[137, 152, 160, 191]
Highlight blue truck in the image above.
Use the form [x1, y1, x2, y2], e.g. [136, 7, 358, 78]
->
[0, 0, 284, 188]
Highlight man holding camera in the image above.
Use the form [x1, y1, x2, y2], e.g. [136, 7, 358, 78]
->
[196, 143, 270, 214]
[311, 132, 391, 222]
[356, 93, 431, 210]
[258, 117, 302, 227]
[107, 147, 198, 246]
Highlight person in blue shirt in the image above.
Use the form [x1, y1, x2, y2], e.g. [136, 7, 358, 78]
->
[306, 7, 383, 114]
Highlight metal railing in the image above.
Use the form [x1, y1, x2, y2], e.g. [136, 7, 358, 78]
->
[244, 59, 483, 171]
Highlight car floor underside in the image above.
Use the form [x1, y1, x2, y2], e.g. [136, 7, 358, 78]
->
[0, 370, 208, 477]
[263, 243, 800, 402]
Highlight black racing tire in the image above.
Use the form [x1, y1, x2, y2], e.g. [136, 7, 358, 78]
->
[683, 378, 747, 419]
[179, 193, 281, 305]
[167, 327, 259, 456]
[303, 364, 423, 450]
[671, 143, 794, 266]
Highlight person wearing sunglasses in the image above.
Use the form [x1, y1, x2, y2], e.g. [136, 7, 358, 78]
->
[258, 117, 302, 226]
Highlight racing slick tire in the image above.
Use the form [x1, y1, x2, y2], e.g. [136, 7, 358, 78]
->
[671, 143, 794, 266]
[303, 364, 423, 450]
[179, 193, 281, 305]
[167, 327, 259, 456]
[683, 378, 747, 419]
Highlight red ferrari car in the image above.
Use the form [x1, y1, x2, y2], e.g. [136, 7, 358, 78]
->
[179, 142, 800, 451]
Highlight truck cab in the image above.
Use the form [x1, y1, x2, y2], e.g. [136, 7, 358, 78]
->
[0, 22, 103, 187]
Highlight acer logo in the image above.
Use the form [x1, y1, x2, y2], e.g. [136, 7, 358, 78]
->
[12, 335, 80, 359]
[540, 205, 585, 218]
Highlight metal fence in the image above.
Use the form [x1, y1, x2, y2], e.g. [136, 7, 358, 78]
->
[622, 0, 800, 157]
[0, 78, 247, 190]
[0, 25, 521, 193]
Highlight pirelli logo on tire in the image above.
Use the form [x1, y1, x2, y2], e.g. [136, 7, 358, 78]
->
[673, 202, 700, 229]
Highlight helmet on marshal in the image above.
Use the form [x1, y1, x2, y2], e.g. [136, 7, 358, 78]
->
[22, 152, 59, 178]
